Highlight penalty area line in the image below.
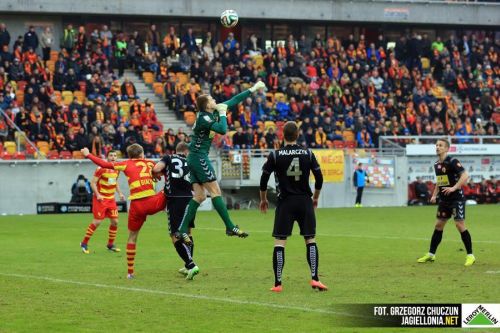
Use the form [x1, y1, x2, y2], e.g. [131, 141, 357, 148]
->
[0, 272, 355, 317]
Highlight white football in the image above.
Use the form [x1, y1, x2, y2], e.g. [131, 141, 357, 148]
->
[220, 9, 239, 28]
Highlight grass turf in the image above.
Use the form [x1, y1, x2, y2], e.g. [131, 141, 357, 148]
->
[0, 205, 498, 332]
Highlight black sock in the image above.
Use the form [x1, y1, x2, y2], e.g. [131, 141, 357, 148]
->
[306, 243, 319, 281]
[460, 230, 473, 255]
[189, 236, 194, 257]
[273, 246, 285, 287]
[174, 240, 195, 269]
[429, 229, 443, 254]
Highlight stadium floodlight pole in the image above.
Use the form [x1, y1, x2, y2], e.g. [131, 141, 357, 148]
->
[0, 107, 40, 157]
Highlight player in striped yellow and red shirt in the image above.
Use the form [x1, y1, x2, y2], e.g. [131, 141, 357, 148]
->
[81, 144, 167, 279]
[80, 150, 125, 254]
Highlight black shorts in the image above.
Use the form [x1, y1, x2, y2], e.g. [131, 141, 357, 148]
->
[273, 195, 316, 238]
[167, 197, 195, 234]
[436, 200, 465, 221]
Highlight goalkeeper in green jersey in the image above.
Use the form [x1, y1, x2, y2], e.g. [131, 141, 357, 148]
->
[176, 80, 267, 244]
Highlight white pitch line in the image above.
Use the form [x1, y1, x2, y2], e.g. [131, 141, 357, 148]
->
[485, 271, 500, 274]
[0, 272, 352, 317]
[196, 227, 500, 244]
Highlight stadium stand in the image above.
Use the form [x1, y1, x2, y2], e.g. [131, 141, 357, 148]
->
[128, 27, 498, 150]
[0, 22, 498, 160]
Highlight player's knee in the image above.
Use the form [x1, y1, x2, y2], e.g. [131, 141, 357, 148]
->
[455, 221, 466, 231]
[434, 220, 446, 230]
[274, 237, 287, 247]
[194, 193, 206, 202]
[110, 219, 118, 226]
[93, 220, 102, 226]
[128, 231, 139, 243]
[304, 236, 316, 244]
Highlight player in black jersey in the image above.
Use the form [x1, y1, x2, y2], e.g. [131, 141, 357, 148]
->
[153, 142, 199, 280]
[259, 121, 328, 292]
[417, 138, 475, 266]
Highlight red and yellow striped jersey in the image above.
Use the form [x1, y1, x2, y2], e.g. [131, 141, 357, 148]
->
[87, 154, 157, 201]
[94, 167, 119, 199]
[113, 159, 156, 200]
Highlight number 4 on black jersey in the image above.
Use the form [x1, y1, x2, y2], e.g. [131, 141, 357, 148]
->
[261, 144, 323, 199]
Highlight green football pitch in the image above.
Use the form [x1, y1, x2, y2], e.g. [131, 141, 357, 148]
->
[0, 205, 498, 333]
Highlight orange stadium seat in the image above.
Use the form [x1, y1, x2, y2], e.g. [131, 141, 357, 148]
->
[153, 82, 164, 96]
[73, 91, 85, 103]
[53, 91, 62, 104]
[16, 91, 24, 105]
[142, 72, 154, 85]
[72, 151, 84, 159]
[342, 130, 355, 142]
[1, 152, 13, 160]
[25, 145, 36, 157]
[333, 140, 345, 149]
[176, 73, 188, 85]
[345, 141, 356, 149]
[14, 152, 26, 160]
[36, 141, 50, 155]
[118, 101, 130, 114]
[274, 92, 285, 102]
[78, 81, 87, 93]
[252, 54, 263, 69]
[59, 151, 72, 159]
[4, 141, 16, 154]
[47, 150, 60, 159]
[50, 50, 59, 62]
[62, 91, 74, 105]
[264, 121, 276, 131]
[16, 81, 27, 92]
[46, 60, 55, 73]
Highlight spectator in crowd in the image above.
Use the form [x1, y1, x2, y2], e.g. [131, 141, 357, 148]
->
[23, 25, 39, 52]
[40, 26, 54, 62]
[146, 24, 161, 53]
[0, 23, 10, 48]
[115, 32, 127, 77]
[100, 25, 113, 59]
[62, 24, 76, 52]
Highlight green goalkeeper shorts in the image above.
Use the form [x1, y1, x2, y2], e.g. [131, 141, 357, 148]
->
[187, 153, 217, 184]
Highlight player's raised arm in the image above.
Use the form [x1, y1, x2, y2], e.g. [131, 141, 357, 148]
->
[210, 104, 229, 134]
[81, 148, 126, 171]
[222, 81, 266, 108]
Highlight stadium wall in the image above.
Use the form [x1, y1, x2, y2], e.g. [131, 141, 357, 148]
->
[0, 153, 408, 214]
[1, 0, 499, 26]
[0, 158, 219, 215]
[238, 154, 409, 208]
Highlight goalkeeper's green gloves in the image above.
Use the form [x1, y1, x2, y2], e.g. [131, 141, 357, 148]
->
[215, 103, 228, 117]
[249, 81, 266, 93]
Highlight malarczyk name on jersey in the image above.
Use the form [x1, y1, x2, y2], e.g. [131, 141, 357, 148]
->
[277, 149, 309, 156]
